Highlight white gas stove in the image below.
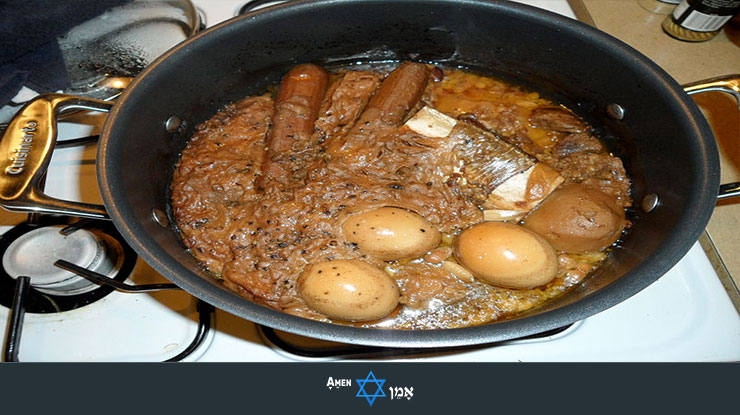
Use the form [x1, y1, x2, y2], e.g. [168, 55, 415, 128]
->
[1, 0, 738, 362]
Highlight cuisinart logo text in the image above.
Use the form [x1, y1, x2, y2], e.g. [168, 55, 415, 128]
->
[6, 120, 38, 175]
[326, 371, 413, 406]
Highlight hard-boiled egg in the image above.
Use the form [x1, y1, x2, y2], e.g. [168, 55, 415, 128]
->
[522, 183, 626, 254]
[342, 207, 441, 261]
[298, 259, 400, 322]
[453, 221, 558, 289]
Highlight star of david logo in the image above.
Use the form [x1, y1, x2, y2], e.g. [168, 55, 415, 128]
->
[355, 371, 386, 406]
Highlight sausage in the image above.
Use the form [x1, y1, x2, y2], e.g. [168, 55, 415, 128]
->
[258, 63, 329, 191]
[329, 62, 430, 155]
[357, 61, 431, 126]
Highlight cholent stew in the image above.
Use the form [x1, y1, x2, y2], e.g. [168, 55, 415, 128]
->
[170, 62, 630, 329]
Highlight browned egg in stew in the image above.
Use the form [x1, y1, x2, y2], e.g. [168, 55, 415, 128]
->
[170, 61, 632, 329]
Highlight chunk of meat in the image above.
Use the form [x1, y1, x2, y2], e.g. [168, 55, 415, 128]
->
[529, 106, 588, 133]
[258, 63, 329, 191]
[552, 132, 604, 157]
[551, 151, 631, 206]
[542, 130, 630, 206]
[313, 70, 382, 148]
[403, 107, 563, 213]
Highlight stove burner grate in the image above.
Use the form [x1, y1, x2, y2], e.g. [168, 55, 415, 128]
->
[0, 216, 137, 313]
[259, 324, 573, 359]
[2, 244, 215, 362]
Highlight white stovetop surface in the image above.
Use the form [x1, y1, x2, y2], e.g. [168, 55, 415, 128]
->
[0, 0, 738, 362]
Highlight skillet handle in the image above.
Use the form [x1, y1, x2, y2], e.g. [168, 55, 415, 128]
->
[683, 75, 740, 201]
[239, 0, 289, 14]
[0, 94, 111, 219]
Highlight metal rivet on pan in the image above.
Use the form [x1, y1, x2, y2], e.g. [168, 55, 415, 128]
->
[152, 209, 170, 227]
[641, 193, 660, 213]
[165, 115, 182, 133]
[606, 103, 625, 120]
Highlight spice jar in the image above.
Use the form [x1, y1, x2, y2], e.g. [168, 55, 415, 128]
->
[662, 0, 740, 41]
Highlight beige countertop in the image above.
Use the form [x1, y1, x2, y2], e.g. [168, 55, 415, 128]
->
[571, 0, 740, 293]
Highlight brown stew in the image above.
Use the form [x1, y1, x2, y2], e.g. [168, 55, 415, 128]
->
[170, 62, 631, 329]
